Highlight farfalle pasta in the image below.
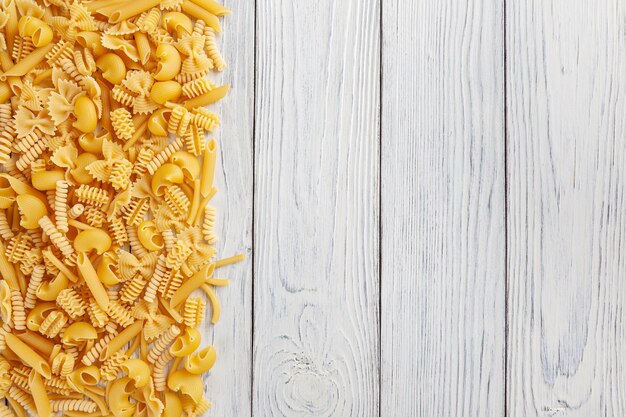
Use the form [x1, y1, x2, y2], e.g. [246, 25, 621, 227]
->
[0, 0, 239, 415]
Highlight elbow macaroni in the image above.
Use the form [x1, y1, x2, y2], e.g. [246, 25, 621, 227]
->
[0, 0, 241, 413]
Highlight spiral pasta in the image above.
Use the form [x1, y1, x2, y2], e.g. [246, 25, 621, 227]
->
[39, 215, 75, 260]
[10, 290, 26, 330]
[147, 325, 180, 364]
[8, 386, 37, 415]
[51, 399, 97, 413]
[23, 264, 44, 309]
[54, 180, 70, 233]
[146, 136, 184, 174]
[68, 203, 85, 219]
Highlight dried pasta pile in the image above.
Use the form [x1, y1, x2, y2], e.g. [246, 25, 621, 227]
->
[0, 0, 241, 416]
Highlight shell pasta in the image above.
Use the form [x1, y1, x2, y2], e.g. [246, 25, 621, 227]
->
[0, 0, 242, 415]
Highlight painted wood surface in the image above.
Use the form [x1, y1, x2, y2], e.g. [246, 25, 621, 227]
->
[203, 0, 254, 415]
[252, 0, 381, 416]
[380, 0, 506, 416]
[207, 1, 626, 415]
[506, 1, 626, 416]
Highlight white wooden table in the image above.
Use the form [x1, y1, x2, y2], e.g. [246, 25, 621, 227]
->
[208, 0, 626, 415]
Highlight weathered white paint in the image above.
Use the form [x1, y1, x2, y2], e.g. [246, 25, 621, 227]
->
[203, 0, 254, 415]
[381, 0, 506, 416]
[506, 1, 626, 415]
[253, 0, 381, 416]
[206, 1, 626, 415]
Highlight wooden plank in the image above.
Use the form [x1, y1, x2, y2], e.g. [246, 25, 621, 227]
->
[202, 1, 254, 415]
[380, 1, 506, 416]
[506, 1, 626, 416]
[253, 1, 380, 416]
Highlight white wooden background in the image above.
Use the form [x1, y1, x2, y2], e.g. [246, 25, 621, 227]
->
[207, 0, 626, 416]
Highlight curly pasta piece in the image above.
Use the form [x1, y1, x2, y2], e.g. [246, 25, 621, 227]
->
[120, 275, 148, 304]
[39, 310, 68, 338]
[8, 367, 30, 390]
[153, 349, 173, 391]
[5, 233, 33, 264]
[181, 77, 215, 98]
[146, 325, 180, 364]
[191, 106, 220, 131]
[83, 205, 106, 228]
[204, 26, 225, 71]
[87, 297, 109, 329]
[146, 136, 184, 175]
[123, 197, 150, 226]
[166, 104, 192, 136]
[8, 386, 37, 415]
[107, 300, 135, 327]
[159, 270, 184, 300]
[100, 351, 128, 381]
[39, 216, 75, 260]
[56, 287, 87, 319]
[75, 185, 109, 207]
[54, 180, 70, 233]
[68, 203, 85, 219]
[111, 85, 136, 107]
[23, 264, 44, 309]
[0, 210, 13, 240]
[202, 205, 218, 244]
[51, 352, 75, 377]
[108, 215, 128, 246]
[81, 332, 116, 366]
[51, 399, 97, 413]
[164, 185, 190, 217]
[110, 108, 135, 141]
[137, 8, 161, 32]
[15, 134, 49, 171]
[143, 254, 168, 304]
[183, 296, 206, 328]
[10, 290, 26, 330]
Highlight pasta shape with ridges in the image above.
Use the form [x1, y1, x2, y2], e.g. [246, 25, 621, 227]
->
[0, 0, 242, 414]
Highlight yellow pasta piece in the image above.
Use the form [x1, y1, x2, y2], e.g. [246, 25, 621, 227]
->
[189, 0, 230, 16]
[76, 252, 109, 310]
[0, 44, 54, 80]
[106, 0, 161, 23]
[181, 0, 220, 32]
[5, 333, 51, 378]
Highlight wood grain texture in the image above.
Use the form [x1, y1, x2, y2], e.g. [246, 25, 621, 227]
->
[380, 1, 506, 416]
[202, 1, 254, 415]
[253, 0, 380, 416]
[506, 1, 626, 416]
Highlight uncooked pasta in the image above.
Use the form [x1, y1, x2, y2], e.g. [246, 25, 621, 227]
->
[0, 0, 241, 415]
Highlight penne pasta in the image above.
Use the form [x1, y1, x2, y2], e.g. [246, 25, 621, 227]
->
[181, 0, 221, 32]
[0, 44, 54, 80]
[76, 252, 109, 311]
[100, 320, 143, 360]
[5, 333, 51, 378]
[183, 82, 230, 109]
[29, 370, 52, 417]
[189, 0, 230, 16]
[107, 0, 161, 23]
